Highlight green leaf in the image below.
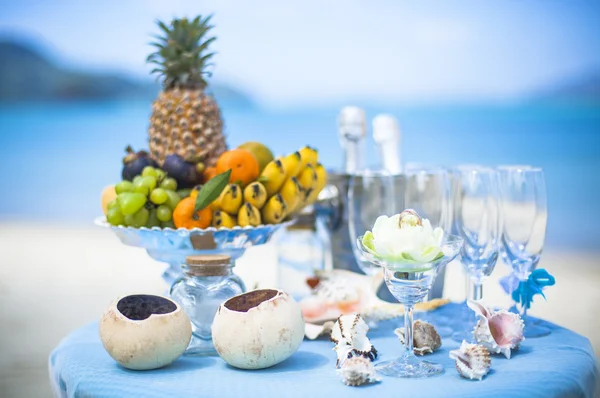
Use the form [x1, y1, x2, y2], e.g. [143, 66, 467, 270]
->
[157, 20, 170, 35]
[362, 231, 375, 252]
[195, 169, 231, 212]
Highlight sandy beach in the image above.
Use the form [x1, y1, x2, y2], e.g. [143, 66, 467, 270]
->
[0, 221, 598, 397]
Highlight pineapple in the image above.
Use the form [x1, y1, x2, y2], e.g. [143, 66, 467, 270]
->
[147, 15, 227, 167]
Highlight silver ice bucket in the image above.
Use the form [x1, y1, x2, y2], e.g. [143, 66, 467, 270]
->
[315, 169, 451, 301]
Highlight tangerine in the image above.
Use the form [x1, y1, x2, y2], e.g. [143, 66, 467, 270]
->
[216, 149, 259, 186]
[203, 166, 218, 183]
[172, 196, 213, 229]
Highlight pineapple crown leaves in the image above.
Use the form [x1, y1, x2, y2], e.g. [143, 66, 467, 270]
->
[147, 15, 217, 89]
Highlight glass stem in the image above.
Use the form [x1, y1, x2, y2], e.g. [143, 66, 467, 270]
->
[471, 282, 483, 302]
[404, 305, 414, 356]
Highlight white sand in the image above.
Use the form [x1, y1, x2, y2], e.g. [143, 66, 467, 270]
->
[0, 221, 598, 397]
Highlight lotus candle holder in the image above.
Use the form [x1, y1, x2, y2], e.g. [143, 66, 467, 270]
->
[95, 216, 294, 288]
[356, 234, 463, 378]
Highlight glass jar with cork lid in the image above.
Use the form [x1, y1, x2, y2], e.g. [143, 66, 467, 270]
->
[170, 254, 245, 356]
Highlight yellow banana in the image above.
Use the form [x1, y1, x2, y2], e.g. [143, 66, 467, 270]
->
[297, 164, 318, 193]
[260, 158, 287, 197]
[219, 183, 243, 215]
[281, 151, 302, 179]
[279, 176, 304, 214]
[243, 181, 267, 209]
[238, 202, 262, 227]
[209, 195, 221, 211]
[297, 165, 318, 209]
[212, 210, 237, 229]
[306, 163, 328, 205]
[299, 146, 318, 167]
[261, 193, 288, 224]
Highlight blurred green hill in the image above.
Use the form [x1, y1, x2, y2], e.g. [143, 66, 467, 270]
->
[0, 40, 255, 107]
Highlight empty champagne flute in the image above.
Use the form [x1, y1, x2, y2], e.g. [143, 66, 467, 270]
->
[498, 166, 549, 338]
[451, 166, 501, 342]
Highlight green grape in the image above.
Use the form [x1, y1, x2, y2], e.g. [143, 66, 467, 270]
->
[160, 177, 177, 191]
[106, 207, 125, 226]
[142, 166, 157, 178]
[107, 199, 119, 210]
[115, 180, 134, 194]
[142, 175, 157, 190]
[133, 180, 149, 195]
[157, 205, 172, 222]
[118, 192, 147, 215]
[165, 190, 181, 210]
[155, 169, 166, 181]
[161, 220, 176, 229]
[147, 208, 161, 228]
[124, 207, 150, 228]
[150, 188, 168, 205]
[132, 175, 143, 185]
[176, 188, 192, 198]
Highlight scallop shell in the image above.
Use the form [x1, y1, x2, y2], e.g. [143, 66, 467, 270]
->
[337, 356, 381, 387]
[449, 341, 491, 381]
[330, 313, 378, 367]
[394, 320, 442, 355]
[468, 300, 524, 359]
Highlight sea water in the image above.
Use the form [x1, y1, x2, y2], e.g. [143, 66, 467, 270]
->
[0, 100, 598, 251]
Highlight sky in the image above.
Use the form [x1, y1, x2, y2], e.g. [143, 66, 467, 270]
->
[1, 0, 599, 106]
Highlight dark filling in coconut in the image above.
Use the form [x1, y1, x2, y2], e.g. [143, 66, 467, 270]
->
[224, 289, 278, 312]
[117, 294, 177, 320]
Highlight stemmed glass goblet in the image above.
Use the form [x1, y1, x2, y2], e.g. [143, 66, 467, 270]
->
[450, 166, 501, 342]
[498, 166, 549, 338]
[357, 225, 463, 378]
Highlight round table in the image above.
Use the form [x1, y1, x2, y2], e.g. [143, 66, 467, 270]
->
[49, 303, 598, 398]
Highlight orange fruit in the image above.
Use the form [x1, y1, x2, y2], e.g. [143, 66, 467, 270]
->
[203, 166, 217, 183]
[173, 196, 213, 229]
[216, 149, 260, 186]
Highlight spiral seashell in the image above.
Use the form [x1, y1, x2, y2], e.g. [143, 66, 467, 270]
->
[449, 341, 491, 380]
[337, 356, 381, 387]
[330, 313, 378, 368]
[398, 209, 422, 228]
[468, 300, 524, 359]
[395, 320, 442, 355]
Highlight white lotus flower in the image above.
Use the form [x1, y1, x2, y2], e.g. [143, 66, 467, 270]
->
[363, 213, 444, 264]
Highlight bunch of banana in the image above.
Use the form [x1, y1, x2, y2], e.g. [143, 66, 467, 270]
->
[210, 145, 327, 228]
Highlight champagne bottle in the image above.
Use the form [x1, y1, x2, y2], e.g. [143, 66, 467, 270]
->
[372, 114, 401, 174]
[338, 106, 366, 174]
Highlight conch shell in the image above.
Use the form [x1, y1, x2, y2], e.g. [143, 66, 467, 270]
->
[395, 320, 441, 355]
[449, 341, 491, 381]
[468, 300, 524, 359]
[330, 313, 378, 367]
[337, 356, 380, 387]
[301, 269, 449, 338]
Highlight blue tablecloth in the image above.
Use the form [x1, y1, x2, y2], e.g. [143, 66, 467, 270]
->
[49, 303, 599, 398]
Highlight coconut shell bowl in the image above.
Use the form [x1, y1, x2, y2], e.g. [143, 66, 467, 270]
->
[95, 216, 294, 288]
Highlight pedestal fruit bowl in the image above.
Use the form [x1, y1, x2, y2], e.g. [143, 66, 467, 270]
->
[97, 14, 328, 289]
[96, 216, 293, 287]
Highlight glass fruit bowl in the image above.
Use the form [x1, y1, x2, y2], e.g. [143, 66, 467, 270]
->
[95, 216, 294, 287]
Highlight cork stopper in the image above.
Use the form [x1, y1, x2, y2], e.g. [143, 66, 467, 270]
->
[185, 254, 231, 277]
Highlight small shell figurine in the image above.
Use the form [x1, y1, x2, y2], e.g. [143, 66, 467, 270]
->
[468, 300, 524, 359]
[337, 356, 381, 387]
[395, 320, 441, 356]
[449, 341, 491, 381]
[330, 313, 378, 367]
